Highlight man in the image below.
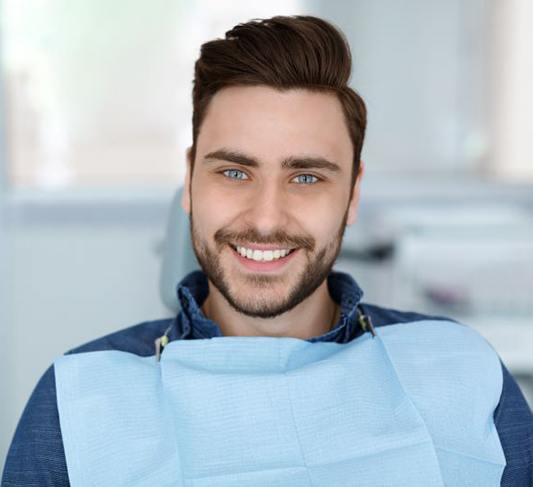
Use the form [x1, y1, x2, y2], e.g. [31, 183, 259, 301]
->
[3, 15, 532, 487]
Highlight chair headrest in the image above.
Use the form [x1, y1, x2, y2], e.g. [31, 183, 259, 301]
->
[159, 187, 199, 312]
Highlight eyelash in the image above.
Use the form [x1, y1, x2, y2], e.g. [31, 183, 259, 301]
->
[221, 169, 321, 185]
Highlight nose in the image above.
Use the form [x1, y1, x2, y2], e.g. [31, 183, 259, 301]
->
[243, 181, 289, 236]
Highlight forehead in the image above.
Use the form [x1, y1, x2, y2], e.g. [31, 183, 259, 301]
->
[196, 85, 353, 166]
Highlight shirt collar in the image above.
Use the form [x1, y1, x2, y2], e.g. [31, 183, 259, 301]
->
[173, 269, 365, 343]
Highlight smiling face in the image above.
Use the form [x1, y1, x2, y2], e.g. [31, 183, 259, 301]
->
[183, 85, 363, 318]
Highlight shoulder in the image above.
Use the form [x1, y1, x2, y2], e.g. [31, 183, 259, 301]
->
[495, 362, 533, 486]
[360, 302, 493, 355]
[363, 301, 533, 484]
[65, 317, 175, 357]
[369, 312, 503, 399]
[2, 363, 66, 485]
[363, 302, 502, 395]
[360, 301, 460, 328]
[2, 317, 175, 486]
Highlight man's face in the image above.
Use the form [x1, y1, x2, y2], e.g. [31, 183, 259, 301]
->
[183, 86, 362, 318]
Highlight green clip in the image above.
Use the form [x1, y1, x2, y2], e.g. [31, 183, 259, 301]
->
[154, 334, 169, 362]
[358, 313, 376, 338]
[154, 324, 173, 361]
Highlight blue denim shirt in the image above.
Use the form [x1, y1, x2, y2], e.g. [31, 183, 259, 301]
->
[3, 270, 532, 486]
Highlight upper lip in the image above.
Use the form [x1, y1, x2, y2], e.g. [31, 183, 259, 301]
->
[231, 243, 295, 251]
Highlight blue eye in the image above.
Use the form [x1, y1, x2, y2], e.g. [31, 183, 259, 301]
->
[223, 169, 249, 180]
[293, 174, 319, 184]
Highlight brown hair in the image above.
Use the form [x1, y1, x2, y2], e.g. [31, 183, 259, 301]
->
[191, 15, 367, 187]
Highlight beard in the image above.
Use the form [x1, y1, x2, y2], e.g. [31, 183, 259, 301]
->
[189, 207, 349, 319]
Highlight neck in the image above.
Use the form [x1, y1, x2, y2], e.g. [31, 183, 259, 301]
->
[201, 279, 339, 340]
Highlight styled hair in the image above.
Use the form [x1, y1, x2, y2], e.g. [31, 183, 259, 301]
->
[191, 15, 367, 187]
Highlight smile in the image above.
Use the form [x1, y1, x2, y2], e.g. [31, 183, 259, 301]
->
[231, 244, 296, 262]
[229, 244, 298, 272]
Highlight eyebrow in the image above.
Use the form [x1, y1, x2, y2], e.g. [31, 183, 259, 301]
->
[203, 149, 341, 173]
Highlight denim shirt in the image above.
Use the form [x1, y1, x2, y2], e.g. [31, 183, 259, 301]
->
[3, 270, 532, 486]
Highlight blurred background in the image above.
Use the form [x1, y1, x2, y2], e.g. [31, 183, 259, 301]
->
[1, 0, 533, 466]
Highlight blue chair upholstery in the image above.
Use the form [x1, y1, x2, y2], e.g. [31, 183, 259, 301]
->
[159, 186, 199, 313]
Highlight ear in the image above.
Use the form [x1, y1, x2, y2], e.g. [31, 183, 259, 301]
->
[346, 161, 364, 226]
[181, 147, 193, 215]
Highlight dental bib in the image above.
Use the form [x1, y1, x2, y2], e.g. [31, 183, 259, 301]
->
[54, 320, 506, 486]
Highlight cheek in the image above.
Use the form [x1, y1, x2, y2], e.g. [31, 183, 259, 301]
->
[191, 178, 237, 233]
[292, 199, 346, 242]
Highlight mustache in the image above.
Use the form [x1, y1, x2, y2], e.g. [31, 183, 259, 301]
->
[214, 227, 315, 251]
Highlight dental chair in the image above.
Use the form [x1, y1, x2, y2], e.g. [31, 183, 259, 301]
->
[159, 186, 199, 314]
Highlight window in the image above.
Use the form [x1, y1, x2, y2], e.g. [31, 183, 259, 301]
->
[1, 0, 303, 188]
[2, 0, 532, 188]
[490, 0, 533, 182]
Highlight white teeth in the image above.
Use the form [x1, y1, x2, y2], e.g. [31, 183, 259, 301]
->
[235, 245, 293, 262]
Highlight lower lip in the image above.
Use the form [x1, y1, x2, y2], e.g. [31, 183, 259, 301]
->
[230, 246, 299, 272]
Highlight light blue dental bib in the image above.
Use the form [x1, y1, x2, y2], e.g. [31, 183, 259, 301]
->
[54, 320, 506, 486]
